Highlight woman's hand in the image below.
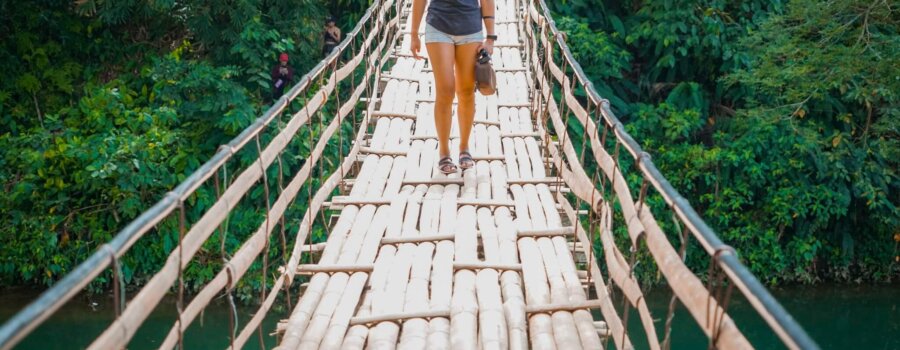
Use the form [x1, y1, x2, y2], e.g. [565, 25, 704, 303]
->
[479, 39, 494, 55]
[411, 34, 423, 60]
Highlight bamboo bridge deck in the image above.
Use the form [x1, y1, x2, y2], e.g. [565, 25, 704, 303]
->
[0, 0, 818, 349]
[275, 4, 601, 346]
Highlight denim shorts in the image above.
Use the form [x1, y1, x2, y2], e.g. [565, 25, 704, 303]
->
[422, 23, 484, 45]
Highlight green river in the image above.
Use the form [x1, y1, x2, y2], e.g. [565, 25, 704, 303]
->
[1, 284, 897, 349]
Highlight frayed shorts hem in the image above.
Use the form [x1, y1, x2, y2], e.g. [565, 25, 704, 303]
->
[423, 23, 484, 45]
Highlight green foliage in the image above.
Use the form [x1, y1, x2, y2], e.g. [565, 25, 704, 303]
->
[231, 18, 297, 94]
[723, 0, 899, 281]
[555, 17, 632, 111]
[1, 0, 365, 299]
[551, 0, 899, 284]
[1, 84, 184, 285]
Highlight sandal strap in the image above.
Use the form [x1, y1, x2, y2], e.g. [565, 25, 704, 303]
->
[438, 156, 457, 173]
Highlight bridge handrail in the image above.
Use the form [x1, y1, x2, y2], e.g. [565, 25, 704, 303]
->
[0, 0, 820, 348]
[525, 1, 817, 349]
[0, 0, 396, 348]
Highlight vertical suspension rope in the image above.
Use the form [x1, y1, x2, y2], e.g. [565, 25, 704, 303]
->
[579, 97, 595, 285]
[552, 51, 572, 196]
[706, 247, 736, 350]
[214, 165, 238, 349]
[295, 86, 314, 266]
[549, 48, 581, 287]
[661, 218, 689, 350]
[254, 134, 272, 350]
[272, 108, 288, 288]
[619, 239, 637, 349]
[537, 20, 552, 162]
[591, 83, 616, 350]
[110, 252, 122, 319]
[341, 34, 357, 193]
[330, 57, 343, 227]
[275, 150, 292, 310]
[598, 111, 609, 193]
[586, 164, 600, 287]
[620, 176, 648, 348]
[316, 75, 327, 188]
[633, 176, 651, 350]
[311, 68, 329, 250]
[607, 135, 627, 345]
[176, 201, 186, 350]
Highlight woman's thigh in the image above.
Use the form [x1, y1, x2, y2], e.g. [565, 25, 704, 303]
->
[454, 43, 481, 95]
[426, 43, 457, 98]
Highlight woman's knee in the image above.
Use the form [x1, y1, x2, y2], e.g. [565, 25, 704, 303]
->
[455, 87, 476, 103]
[435, 81, 456, 102]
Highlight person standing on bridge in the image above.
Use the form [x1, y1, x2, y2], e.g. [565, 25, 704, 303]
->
[410, 0, 495, 174]
[271, 52, 295, 101]
[323, 17, 342, 57]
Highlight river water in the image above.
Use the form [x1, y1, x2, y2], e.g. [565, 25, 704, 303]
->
[1, 284, 897, 349]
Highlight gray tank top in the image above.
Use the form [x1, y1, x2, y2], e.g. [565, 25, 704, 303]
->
[426, 0, 482, 36]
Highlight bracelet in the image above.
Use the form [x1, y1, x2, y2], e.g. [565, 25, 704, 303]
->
[482, 16, 494, 19]
[486, 34, 498, 41]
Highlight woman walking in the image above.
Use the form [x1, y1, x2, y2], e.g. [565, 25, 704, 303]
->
[410, 0, 496, 174]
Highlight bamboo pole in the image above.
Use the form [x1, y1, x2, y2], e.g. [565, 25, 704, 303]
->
[495, 207, 529, 349]
[536, 185, 603, 349]
[294, 264, 375, 273]
[397, 242, 435, 349]
[426, 185, 457, 349]
[451, 201, 479, 348]
[455, 262, 523, 272]
[523, 185, 581, 350]
[294, 204, 379, 349]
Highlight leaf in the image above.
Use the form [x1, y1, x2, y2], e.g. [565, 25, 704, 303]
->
[15, 73, 41, 94]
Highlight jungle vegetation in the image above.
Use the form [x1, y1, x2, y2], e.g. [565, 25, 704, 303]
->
[550, 0, 897, 284]
[0, 0, 896, 302]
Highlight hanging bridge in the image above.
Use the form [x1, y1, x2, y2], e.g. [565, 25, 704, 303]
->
[0, 0, 818, 349]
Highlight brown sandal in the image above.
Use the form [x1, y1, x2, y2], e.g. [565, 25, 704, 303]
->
[459, 151, 475, 170]
[438, 156, 458, 174]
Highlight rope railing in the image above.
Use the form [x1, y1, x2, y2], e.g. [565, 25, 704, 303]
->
[0, 0, 398, 349]
[524, 0, 818, 349]
[0, 0, 819, 349]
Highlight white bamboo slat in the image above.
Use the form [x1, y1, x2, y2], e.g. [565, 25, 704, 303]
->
[263, 0, 692, 349]
[427, 184, 458, 349]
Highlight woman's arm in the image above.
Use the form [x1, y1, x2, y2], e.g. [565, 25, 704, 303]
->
[326, 29, 340, 42]
[481, 0, 496, 54]
[411, 0, 426, 34]
[410, 0, 427, 59]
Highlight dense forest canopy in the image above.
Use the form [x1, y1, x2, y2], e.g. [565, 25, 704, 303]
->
[550, 0, 898, 283]
[0, 0, 371, 294]
[0, 0, 896, 298]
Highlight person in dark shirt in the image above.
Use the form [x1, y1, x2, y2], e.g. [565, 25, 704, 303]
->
[410, 0, 496, 174]
[323, 17, 341, 56]
[271, 52, 294, 101]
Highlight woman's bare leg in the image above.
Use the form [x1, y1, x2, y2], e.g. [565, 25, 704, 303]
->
[426, 42, 456, 158]
[454, 42, 481, 159]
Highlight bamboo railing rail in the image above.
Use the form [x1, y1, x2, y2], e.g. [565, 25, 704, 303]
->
[0, 0, 398, 348]
[523, 0, 818, 349]
[0, 0, 818, 349]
